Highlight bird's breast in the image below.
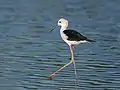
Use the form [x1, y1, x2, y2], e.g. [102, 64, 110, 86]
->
[60, 30, 68, 41]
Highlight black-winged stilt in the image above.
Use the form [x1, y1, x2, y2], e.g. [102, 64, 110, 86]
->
[48, 18, 94, 80]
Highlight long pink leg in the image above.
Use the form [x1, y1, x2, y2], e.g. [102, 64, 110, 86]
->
[70, 45, 77, 75]
[70, 45, 77, 89]
[48, 45, 75, 80]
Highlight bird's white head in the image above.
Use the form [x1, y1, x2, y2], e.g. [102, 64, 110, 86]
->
[58, 18, 68, 28]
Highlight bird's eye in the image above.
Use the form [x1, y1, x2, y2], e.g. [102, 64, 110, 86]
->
[59, 21, 61, 23]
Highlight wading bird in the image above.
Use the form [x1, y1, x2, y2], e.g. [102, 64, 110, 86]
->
[48, 18, 94, 80]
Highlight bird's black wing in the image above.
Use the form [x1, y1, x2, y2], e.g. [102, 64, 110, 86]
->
[63, 30, 93, 42]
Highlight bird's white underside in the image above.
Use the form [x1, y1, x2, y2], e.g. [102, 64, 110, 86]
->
[64, 39, 88, 46]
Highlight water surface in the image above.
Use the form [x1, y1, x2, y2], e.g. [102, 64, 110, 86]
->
[0, 0, 120, 90]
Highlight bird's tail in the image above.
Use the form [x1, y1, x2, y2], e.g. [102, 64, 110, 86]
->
[87, 39, 95, 42]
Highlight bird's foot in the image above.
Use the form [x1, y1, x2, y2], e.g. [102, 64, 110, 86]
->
[48, 76, 53, 80]
[48, 75, 55, 80]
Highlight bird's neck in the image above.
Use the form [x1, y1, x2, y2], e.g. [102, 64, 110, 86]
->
[60, 26, 67, 32]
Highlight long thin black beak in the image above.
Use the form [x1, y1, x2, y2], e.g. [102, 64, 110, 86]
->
[49, 25, 57, 32]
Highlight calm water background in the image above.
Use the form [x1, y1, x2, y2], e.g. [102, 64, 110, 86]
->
[0, 0, 120, 90]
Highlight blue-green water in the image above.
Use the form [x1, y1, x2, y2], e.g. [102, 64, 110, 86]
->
[0, 0, 120, 90]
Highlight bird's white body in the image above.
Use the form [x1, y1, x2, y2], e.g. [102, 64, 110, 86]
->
[58, 18, 88, 46]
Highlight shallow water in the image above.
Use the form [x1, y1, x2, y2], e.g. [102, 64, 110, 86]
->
[0, 0, 120, 90]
